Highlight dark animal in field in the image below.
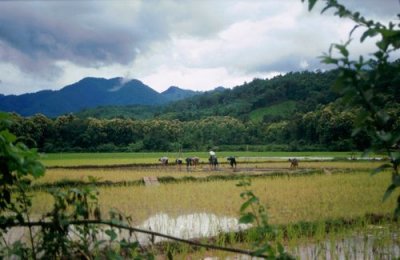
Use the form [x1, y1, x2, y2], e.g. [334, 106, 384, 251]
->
[227, 156, 237, 168]
[289, 158, 298, 169]
[209, 155, 218, 170]
[159, 157, 168, 166]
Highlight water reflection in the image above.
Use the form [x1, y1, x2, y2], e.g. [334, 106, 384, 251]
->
[293, 232, 400, 259]
[4, 215, 399, 259]
[138, 213, 251, 244]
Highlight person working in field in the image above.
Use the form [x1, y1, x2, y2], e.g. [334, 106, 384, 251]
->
[209, 150, 218, 170]
[175, 158, 183, 171]
[227, 156, 237, 168]
[289, 158, 298, 169]
[159, 156, 168, 166]
[185, 157, 199, 171]
[185, 157, 193, 171]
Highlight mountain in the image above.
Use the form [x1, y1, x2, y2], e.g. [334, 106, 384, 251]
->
[70, 70, 340, 121]
[0, 77, 197, 117]
[158, 70, 340, 121]
[161, 86, 199, 101]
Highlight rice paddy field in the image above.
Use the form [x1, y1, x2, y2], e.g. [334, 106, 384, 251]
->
[29, 152, 400, 258]
[39, 151, 384, 167]
[32, 170, 397, 223]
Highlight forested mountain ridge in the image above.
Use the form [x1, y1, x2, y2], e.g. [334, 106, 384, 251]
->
[0, 77, 198, 117]
[154, 70, 339, 121]
[75, 70, 339, 121]
[161, 86, 200, 102]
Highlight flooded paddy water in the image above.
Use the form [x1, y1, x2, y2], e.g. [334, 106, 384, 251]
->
[292, 226, 400, 259]
[134, 213, 400, 259]
[4, 213, 399, 259]
[138, 213, 250, 244]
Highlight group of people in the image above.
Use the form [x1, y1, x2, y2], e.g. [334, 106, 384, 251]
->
[160, 154, 299, 170]
[158, 151, 237, 171]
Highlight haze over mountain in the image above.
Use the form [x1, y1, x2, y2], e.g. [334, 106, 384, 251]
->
[0, 77, 198, 117]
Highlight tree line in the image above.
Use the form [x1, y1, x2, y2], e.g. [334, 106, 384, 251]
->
[8, 101, 378, 152]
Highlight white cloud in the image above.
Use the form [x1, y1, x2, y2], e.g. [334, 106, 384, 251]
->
[139, 65, 281, 92]
[0, 62, 55, 95]
[300, 60, 309, 69]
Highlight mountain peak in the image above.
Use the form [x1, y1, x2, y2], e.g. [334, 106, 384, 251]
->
[0, 77, 179, 117]
[214, 86, 226, 92]
[162, 86, 185, 94]
[161, 86, 199, 101]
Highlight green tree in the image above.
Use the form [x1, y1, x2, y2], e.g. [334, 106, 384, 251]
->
[304, 0, 400, 214]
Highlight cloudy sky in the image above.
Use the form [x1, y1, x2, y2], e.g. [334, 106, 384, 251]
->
[0, 0, 398, 95]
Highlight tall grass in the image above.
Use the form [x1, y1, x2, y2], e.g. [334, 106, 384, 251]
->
[31, 171, 397, 226]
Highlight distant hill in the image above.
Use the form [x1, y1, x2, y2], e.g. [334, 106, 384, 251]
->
[73, 70, 340, 121]
[158, 70, 339, 121]
[0, 77, 198, 117]
[0, 70, 341, 120]
[161, 86, 199, 102]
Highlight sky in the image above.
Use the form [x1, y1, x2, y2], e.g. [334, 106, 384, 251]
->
[0, 0, 399, 95]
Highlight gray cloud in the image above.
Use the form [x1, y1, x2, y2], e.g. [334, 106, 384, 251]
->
[0, 0, 236, 77]
[0, 0, 398, 94]
[0, 1, 168, 74]
[338, 0, 400, 18]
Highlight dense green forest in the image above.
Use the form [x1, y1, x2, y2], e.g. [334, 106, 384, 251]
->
[76, 70, 339, 122]
[9, 103, 370, 152]
[9, 68, 396, 152]
[160, 70, 339, 121]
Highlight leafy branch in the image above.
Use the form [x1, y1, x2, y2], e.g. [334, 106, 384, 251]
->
[304, 0, 400, 214]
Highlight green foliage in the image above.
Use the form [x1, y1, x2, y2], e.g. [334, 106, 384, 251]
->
[76, 104, 158, 120]
[305, 0, 400, 214]
[250, 101, 297, 123]
[11, 108, 365, 152]
[160, 70, 338, 121]
[0, 112, 45, 229]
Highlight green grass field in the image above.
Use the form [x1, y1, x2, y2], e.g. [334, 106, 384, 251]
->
[39, 151, 379, 167]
